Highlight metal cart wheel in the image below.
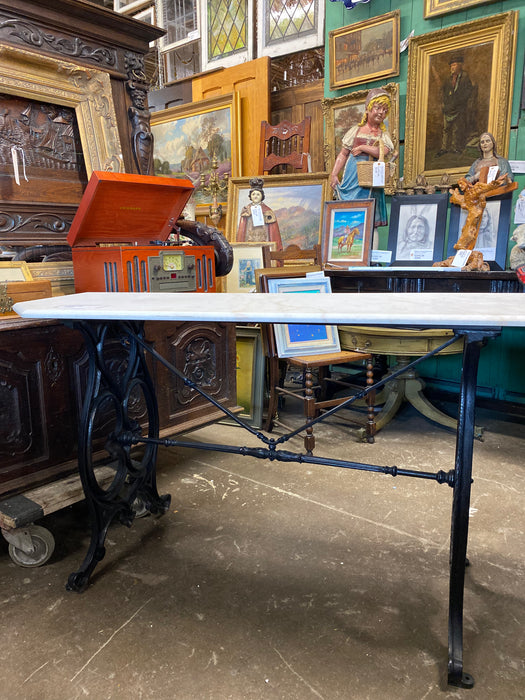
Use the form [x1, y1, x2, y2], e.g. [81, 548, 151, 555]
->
[7, 525, 55, 568]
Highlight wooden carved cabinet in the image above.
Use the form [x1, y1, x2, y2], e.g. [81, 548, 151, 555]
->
[0, 319, 236, 497]
[0, 2, 238, 499]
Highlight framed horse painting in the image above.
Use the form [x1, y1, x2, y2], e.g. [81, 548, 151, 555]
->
[321, 199, 375, 269]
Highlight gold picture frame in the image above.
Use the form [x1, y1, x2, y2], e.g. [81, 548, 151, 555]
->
[225, 173, 330, 250]
[0, 45, 123, 177]
[424, 0, 499, 19]
[404, 11, 518, 187]
[151, 93, 242, 214]
[328, 11, 400, 91]
[0, 261, 33, 282]
[322, 82, 400, 196]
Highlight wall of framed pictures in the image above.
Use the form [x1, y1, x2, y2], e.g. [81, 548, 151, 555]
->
[324, 0, 525, 259]
[324, 0, 525, 403]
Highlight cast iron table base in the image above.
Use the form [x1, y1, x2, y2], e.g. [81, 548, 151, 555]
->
[64, 318, 497, 690]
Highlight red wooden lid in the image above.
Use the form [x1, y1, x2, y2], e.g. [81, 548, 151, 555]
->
[67, 171, 194, 247]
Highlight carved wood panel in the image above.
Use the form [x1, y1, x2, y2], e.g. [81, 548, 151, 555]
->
[0, 319, 237, 497]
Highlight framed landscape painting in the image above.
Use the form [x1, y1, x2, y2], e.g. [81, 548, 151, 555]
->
[151, 93, 241, 210]
[404, 12, 517, 186]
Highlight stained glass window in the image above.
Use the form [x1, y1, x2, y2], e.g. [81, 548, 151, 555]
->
[201, 0, 253, 69]
[258, 0, 324, 58]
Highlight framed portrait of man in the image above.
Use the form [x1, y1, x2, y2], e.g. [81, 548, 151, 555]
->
[404, 12, 518, 186]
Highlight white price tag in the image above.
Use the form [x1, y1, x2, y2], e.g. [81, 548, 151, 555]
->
[372, 161, 385, 187]
[371, 249, 392, 263]
[251, 204, 265, 227]
[452, 249, 472, 268]
[487, 166, 499, 183]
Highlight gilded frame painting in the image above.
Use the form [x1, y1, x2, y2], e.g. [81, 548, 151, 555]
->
[225, 173, 329, 250]
[404, 12, 518, 187]
[424, 0, 499, 19]
[0, 45, 123, 247]
[151, 93, 242, 211]
[0, 45, 123, 182]
[322, 82, 399, 196]
[328, 11, 400, 91]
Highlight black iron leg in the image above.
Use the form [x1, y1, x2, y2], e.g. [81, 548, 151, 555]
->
[447, 331, 487, 688]
[66, 320, 170, 592]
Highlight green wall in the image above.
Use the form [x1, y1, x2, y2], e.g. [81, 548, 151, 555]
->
[325, 0, 525, 403]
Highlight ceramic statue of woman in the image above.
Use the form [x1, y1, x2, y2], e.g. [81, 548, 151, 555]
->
[329, 87, 394, 227]
[465, 132, 513, 184]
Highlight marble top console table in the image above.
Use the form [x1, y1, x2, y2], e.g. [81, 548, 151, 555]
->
[14, 291, 525, 689]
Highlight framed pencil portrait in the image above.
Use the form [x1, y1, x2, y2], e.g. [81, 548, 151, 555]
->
[446, 193, 513, 271]
[322, 82, 400, 197]
[328, 11, 400, 91]
[322, 199, 375, 269]
[404, 12, 518, 187]
[387, 194, 449, 266]
[266, 276, 341, 358]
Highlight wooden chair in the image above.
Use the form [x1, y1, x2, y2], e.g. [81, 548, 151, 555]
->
[259, 117, 311, 175]
[257, 270, 376, 452]
[262, 243, 322, 268]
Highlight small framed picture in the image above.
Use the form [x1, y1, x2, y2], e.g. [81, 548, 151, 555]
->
[322, 199, 375, 269]
[266, 276, 341, 358]
[387, 194, 449, 266]
[447, 193, 513, 271]
[223, 242, 276, 293]
[234, 325, 265, 428]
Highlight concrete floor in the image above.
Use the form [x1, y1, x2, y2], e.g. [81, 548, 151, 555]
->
[0, 401, 524, 700]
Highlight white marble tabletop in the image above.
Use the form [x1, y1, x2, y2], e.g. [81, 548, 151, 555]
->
[12, 291, 525, 328]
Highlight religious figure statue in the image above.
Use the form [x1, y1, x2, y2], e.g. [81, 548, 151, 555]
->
[465, 132, 513, 185]
[329, 87, 394, 227]
[450, 176, 510, 251]
[434, 174, 517, 270]
[236, 178, 283, 249]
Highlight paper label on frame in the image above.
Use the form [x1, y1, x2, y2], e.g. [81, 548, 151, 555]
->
[373, 162, 385, 187]
[371, 250, 392, 263]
